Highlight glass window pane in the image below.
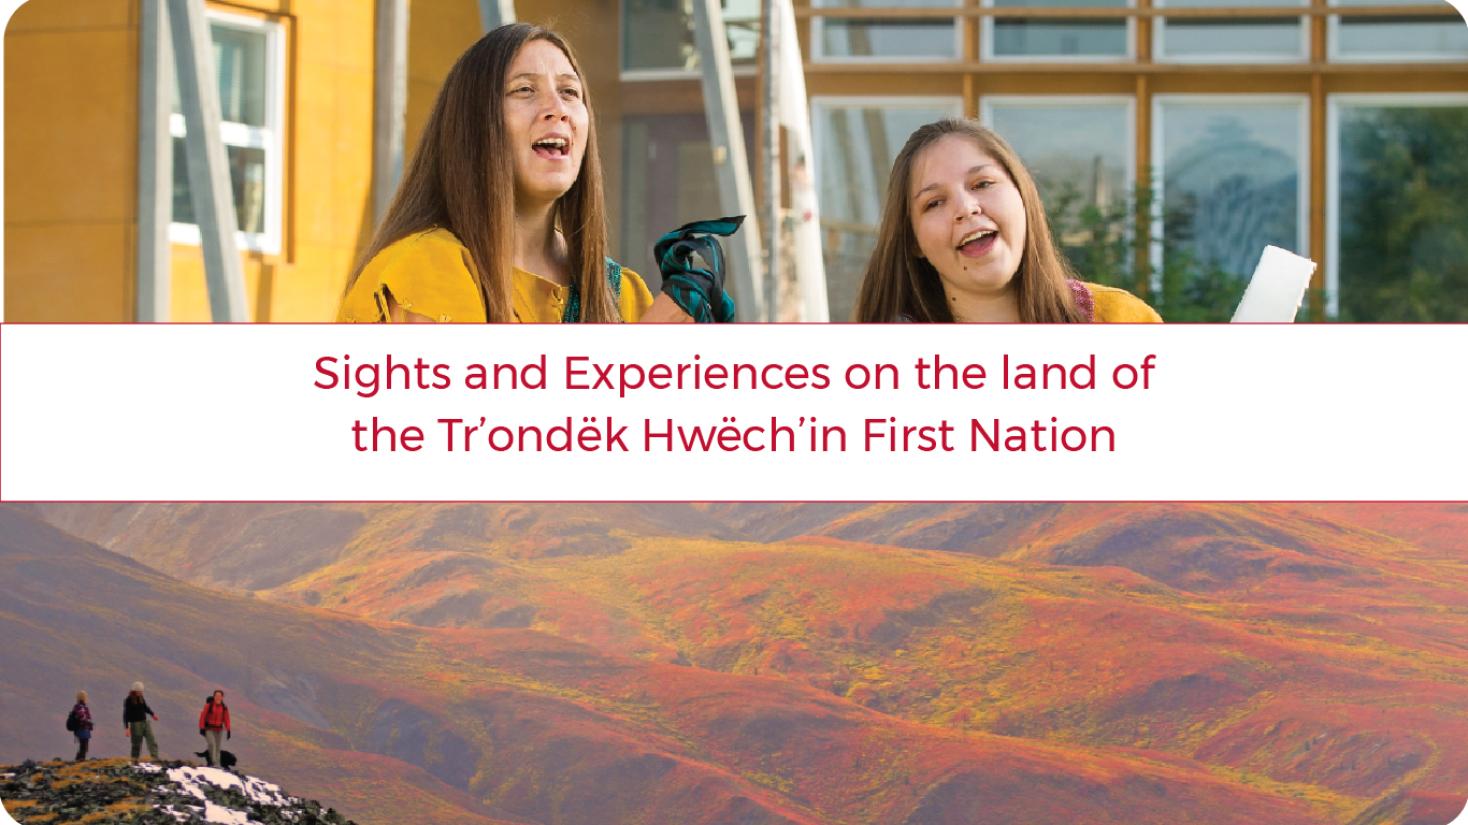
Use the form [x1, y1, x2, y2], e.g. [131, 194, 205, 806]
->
[817, 0, 959, 59]
[172, 138, 268, 234]
[1335, 19, 1468, 59]
[1160, 19, 1305, 59]
[1335, 104, 1468, 321]
[991, 0, 1128, 58]
[622, 0, 761, 72]
[987, 102, 1132, 280]
[620, 113, 757, 284]
[1156, 0, 1305, 60]
[814, 102, 958, 319]
[1331, 0, 1468, 60]
[171, 23, 269, 126]
[1157, 101, 1303, 318]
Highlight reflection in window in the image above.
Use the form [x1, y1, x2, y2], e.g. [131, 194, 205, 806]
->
[987, 0, 1130, 60]
[1156, 99, 1304, 316]
[1334, 101, 1468, 321]
[170, 13, 281, 253]
[1155, 0, 1307, 61]
[813, 100, 961, 319]
[622, 0, 761, 73]
[1330, 0, 1468, 61]
[171, 140, 267, 234]
[985, 101, 1132, 281]
[815, 0, 960, 60]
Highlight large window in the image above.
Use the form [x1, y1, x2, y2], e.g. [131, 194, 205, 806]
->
[1152, 97, 1307, 316]
[622, 0, 761, 76]
[811, 97, 962, 319]
[983, 97, 1135, 280]
[170, 10, 284, 255]
[812, 0, 962, 61]
[1154, 0, 1308, 62]
[983, 0, 1132, 61]
[1328, 95, 1468, 321]
[1328, 0, 1468, 61]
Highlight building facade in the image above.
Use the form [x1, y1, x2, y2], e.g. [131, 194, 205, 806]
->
[6, 0, 1467, 321]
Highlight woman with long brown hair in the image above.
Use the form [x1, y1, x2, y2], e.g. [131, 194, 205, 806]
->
[855, 119, 1158, 323]
[340, 24, 728, 324]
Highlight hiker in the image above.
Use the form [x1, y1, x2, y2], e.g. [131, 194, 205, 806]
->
[67, 690, 94, 761]
[197, 689, 231, 768]
[123, 681, 160, 762]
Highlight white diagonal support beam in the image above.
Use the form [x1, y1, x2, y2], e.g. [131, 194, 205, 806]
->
[136, 0, 173, 322]
[167, 0, 247, 322]
[373, 0, 409, 222]
[762, 0, 782, 320]
[692, 0, 765, 322]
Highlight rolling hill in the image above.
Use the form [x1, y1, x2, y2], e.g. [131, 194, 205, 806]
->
[15, 502, 1468, 823]
[2, 505, 1364, 824]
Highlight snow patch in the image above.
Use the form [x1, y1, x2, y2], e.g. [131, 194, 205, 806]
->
[132, 764, 302, 824]
[166, 765, 295, 808]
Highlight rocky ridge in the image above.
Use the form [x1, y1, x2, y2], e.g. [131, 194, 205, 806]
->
[1, 758, 356, 825]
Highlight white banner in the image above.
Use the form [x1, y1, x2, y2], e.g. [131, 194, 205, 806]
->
[1, 324, 1465, 501]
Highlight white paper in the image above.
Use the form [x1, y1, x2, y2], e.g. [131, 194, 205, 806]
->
[1231, 245, 1318, 323]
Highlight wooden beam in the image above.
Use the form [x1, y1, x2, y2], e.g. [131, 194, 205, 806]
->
[795, 4, 1459, 18]
[804, 60, 1468, 74]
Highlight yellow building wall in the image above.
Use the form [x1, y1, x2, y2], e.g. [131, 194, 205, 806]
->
[171, 0, 378, 322]
[5, 0, 139, 321]
[4, 0, 629, 322]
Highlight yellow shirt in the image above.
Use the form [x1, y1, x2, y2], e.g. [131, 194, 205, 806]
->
[338, 228, 655, 323]
[1081, 282, 1163, 323]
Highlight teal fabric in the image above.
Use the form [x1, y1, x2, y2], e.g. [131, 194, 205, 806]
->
[654, 216, 742, 323]
[560, 259, 626, 323]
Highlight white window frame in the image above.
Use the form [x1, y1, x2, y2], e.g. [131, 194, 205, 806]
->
[980, 95, 1138, 257]
[1153, 0, 1309, 63]
[619, 0, 761, 80]
[1149, 94, 1310, 295]
[170, 9, 285, 255]
[980, 0, 1136, 63]
[1325, 92, 1468, 318]
[1326, 2, 1468, 63]
[810, 0, 964, 64]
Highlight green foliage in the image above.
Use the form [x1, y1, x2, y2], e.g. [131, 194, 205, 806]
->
[1043, 105, 1468, 322]
[1044, 182, 1245, 322]
[1336, 106, 1468, 322]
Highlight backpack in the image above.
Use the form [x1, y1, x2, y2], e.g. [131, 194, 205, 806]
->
[65, 707, 80, 732]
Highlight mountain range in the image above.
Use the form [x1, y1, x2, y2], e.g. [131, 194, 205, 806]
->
[6, 502, 1467, 824]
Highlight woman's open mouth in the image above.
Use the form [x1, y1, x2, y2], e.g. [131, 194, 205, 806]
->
[956, 229, 998, 258]
[532, 136, 571, 160]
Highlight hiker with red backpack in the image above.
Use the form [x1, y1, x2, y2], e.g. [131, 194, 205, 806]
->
[65, 690, 93, 761]
[198, 689, 231, 768]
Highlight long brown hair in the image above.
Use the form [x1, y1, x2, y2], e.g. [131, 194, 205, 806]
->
[345, 24, 618, 323]
[854, 119, 1086, 323]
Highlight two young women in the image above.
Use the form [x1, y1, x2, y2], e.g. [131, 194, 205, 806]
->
[342, 25, 1157, 325]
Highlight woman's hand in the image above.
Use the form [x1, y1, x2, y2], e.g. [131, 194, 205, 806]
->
[637, 294, 695, 323]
